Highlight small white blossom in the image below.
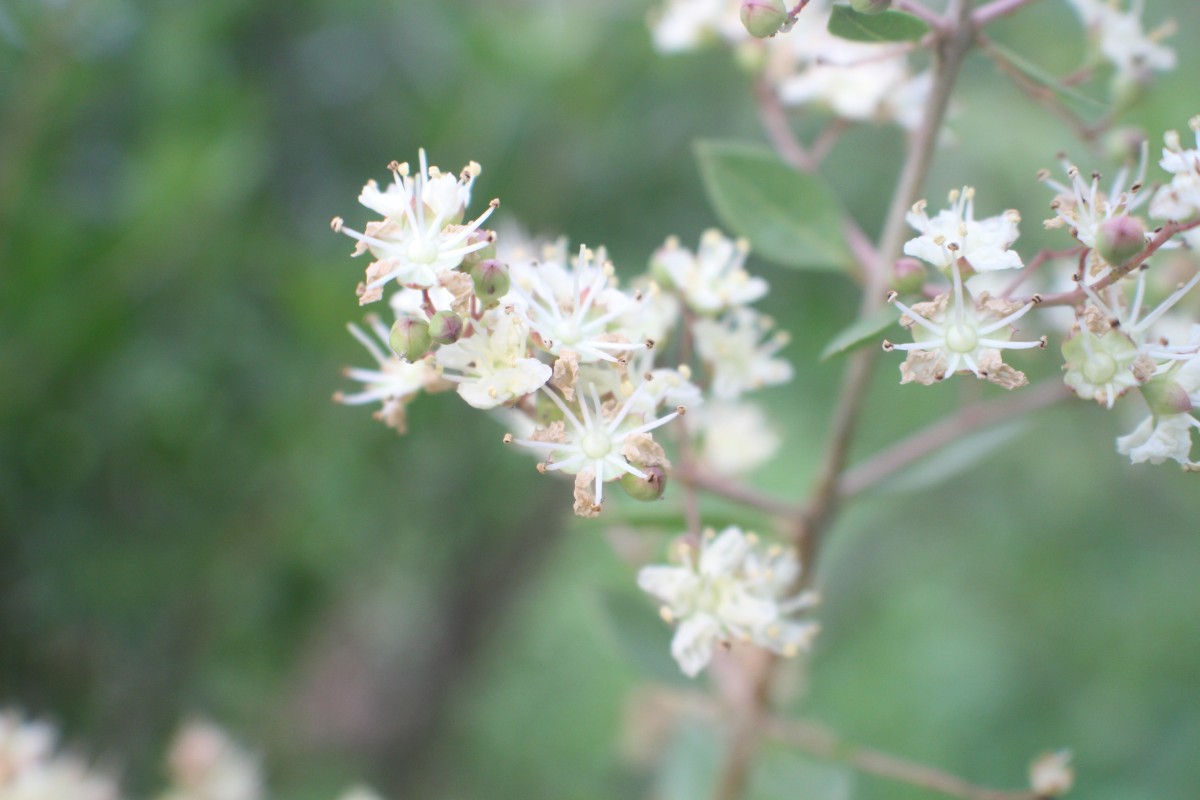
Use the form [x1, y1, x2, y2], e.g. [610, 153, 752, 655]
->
[653, 230, 767, 313]
[649, 0, 745, 53]
[884, 263, 1044, 387]
[506, 382, 682, 512]
[0, 710, 120, 800]
[335, 315, 438, 433]
[508, 243, 649, 364]
[692, 401, 780, 476]
[435, 310, 552, 409]
[1150, 117, 1200, 239]
[904, 187, 1023, 272]
[1029, 750, 1074, 798]
[161, 720, 261, 800]
[1117, 412, 1198, 467]
[1068, 0, 1175, 81]
[332, 149, 497, 299]
[693, 308, 793, 399]
[638, 527, 819, 677]
[1039, 144, 1150, 264]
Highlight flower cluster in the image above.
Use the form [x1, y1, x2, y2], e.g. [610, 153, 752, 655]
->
[638, 526, 819, 677]
[0, 712, 385, 800]
[884, 187, 1045, 388]
[0, 710, 118, 800]
[334, 151, 795, 516]
[885, 118, 1200, 470]
[650, 0, 928, 129]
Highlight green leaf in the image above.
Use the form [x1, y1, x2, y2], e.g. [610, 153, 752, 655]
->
[827, 6, 929, 43]
[984, 39, 1108, 111]
[695, 140, 852, 272]
[820, 306, 898, 361]
[596, 589, 690, 686]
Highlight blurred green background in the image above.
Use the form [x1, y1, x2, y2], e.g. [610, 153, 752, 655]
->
[2, 0, 1198, 798]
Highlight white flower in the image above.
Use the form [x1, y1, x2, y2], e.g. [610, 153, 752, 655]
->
[884, 263, 1044, 388]
[653, 229, 767, 313]
[435, 310, 552, 409]
[637, 527, 819, 677]
[0, 710, 120, 800]
[332, 149, 498, 298]
[1039, 143, 1150, 257]
[649, 0, 745, 53]
[1116, 412, 1198, 467]
[692, 401, 780, 475]
[162, 720, 261, 800]
[507, 243, 650, 364]
[904, 187, 1023, 272]
[506, 382, 683, 511]
[335, 315, 436, 433]
[1068, 0, 1175, 80]
[767, 0, 925, 129]
[693, 308, 793, 399]
[1151, 117, 1200, 235]
[1029, 750, 1074, 797]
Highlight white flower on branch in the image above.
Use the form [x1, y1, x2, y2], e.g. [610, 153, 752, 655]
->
[693, 308, 793, 399]
[1067, 0, 1175, 82]
[652, 229, 767, 313]
[505, 382, 683, 514]
[884, 263, 1044, 388]
[638, 526, 819, 677]
[335, 315, 442, 434]
[162, 719, 261, 800]
[507, 243, 651, 365]
[0, 709, 119, 800]
[1151, 116, 1200, 244]
[904, 187, 1023, 272]
[331, 149, 497, 300]
[435, 310, 552, 410]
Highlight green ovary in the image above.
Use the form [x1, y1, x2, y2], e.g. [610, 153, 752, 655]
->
[944, 322, 979, 354]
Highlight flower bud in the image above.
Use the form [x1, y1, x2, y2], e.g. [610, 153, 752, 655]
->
[620, 464, 667, 502]
[1095, 214, 1146, 266]
[739, 0, 788, 39]
[460, 230, 497, 270]
[891, 257, 926, 295]
[471, 259, 511, 307]
[1029, 750, 1073, 798]
[850, 0, 892, 13]
[389, 316, 432, 361]
[1142, 372, 1194, 416]
[428, 310, 464, 345]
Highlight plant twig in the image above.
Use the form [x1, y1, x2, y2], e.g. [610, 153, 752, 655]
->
[673, 465, 801, 517]
[709, 6, 978, 800]
[972, 0, 1043, 28]
[837, 379, 1069, 499]
[766, 717, 1040, 800]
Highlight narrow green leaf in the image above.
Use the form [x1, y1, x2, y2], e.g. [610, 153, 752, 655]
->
[695, 140, 852, 272]
[820, 306, 898, 361]
[827, 6, 929, 43]
[984, 39, 1108, 111]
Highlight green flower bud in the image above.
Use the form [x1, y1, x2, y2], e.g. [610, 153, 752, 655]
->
[460, 230, 497, 270]
[389, 316, 432, 362]
[1142, 372, 1194, 416]
[850, 0, 892, 14]
[471, 259, 511, 307]
[428, 310, 464, 345]
[891, 257, 926, 295]
[1095, 215, 1146, 266]
[620, 464, 667, 502]
[740, 0, 788, 39]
